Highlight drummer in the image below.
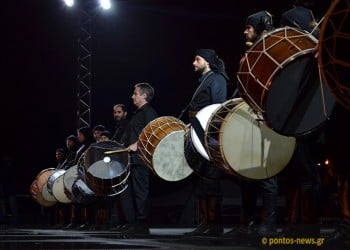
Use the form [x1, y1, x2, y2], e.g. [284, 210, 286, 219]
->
[225, 10, 280, 238]
[92, 124, 106, 143]
[113, 83, 158, 235]
[63, 126, 94, 230]
[280, 0, 325, 236]
[280, 0, 320, 38]
[184, 49, 229, 236]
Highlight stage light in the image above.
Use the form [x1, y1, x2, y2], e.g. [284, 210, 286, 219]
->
[64, 0, 74, 7]
[99, 0, 111, 10]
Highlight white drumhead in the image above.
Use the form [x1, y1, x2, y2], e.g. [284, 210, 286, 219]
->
[63, 165, 78, 193]
[152, 129, 193, 181]
[41, 182, 57, 202]
[47, 169, 65, 195]
[87, 160, 127, 178]
[191, 104, 221, 160]
[221, 102, 296, 179]
[52, 175, 72, 203]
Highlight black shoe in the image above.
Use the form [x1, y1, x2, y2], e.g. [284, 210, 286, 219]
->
[225, 221, 256, 237]
[78, 223, 90, 230]
[256, 224, 280, 237]
[114, 224, 149, 235]
[62, 223, 76, 230]
[184, 224, 209, 236]
[110, 224, 126, 231]
[224, 225, 241, 237]
[203, 224, 223, 236]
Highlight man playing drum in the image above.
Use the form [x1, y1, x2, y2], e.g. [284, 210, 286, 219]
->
[115, 83, 158, 235]
[226, 10, 280, 237]
[184, 49, 229, 236]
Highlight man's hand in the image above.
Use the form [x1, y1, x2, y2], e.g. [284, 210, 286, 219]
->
[127, 142, 138, 152]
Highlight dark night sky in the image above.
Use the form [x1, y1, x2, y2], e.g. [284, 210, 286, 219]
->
[2, 0, 333, 194]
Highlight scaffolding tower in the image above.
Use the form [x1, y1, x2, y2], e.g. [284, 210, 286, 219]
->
[76, 8, 92, 129]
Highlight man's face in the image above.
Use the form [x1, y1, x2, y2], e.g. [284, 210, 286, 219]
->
[56, 151, 64, 161]
[132, 87, 146, 108]
[93, 130, 103, 142]
[113, 106, 126, 121]
[77, 132, 85, 143]
[193, 55, 209, 74]
[244, 25, 258, 44]
[66, 139, 75, 150]
[100, 135, 109, 142]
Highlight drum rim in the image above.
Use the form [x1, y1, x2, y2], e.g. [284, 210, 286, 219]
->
[190, 104, 221, 160]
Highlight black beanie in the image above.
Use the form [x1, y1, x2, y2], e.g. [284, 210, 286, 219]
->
[66, 134, 78, 144]
[246, 10, 274, 36]
[280, 6, 319, 38]
[78, 126, 91, 137]
[101, 130, 111, 139]
[195, 49, 222, 72]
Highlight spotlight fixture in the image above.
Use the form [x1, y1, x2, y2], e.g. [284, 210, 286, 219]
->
[64, 0, 74, 7]
[99, 0, 111, 10]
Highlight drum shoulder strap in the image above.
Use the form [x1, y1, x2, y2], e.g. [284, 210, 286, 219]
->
[191, 117, 206, 147]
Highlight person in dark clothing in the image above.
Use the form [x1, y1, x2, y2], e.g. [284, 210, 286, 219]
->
[51, 147, 68, 228]
[226, 10, 280, 237]
[54, 134, 79, 229]
[92, 124, 106, 143]
[279, 0, 326, 236]
[109, 104, 132, 230]
[55, 148, 65, 169]
[63, 126, 94, 230]
[115, 83, 158, 235]
[60, 135, 79, 170]
[111, 104, 129, 145]
[184, 49, 228, 236]
[282, 127, 326, 238]
[280, 0, 320, 38]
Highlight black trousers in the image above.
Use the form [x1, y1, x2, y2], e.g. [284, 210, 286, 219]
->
[121, 164, 151, 224]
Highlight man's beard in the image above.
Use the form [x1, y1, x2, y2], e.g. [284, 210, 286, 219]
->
[194, 66, 205, 75]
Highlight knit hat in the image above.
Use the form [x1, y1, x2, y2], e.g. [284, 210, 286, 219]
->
[246, 10, 274, 35]
[66, 134, 78, 144]
[280, 6, 319, 38]
[100, 130, 111, 139]
[195, 49, 226, 75]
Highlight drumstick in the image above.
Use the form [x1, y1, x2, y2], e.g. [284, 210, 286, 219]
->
[104, 148, 128, 155]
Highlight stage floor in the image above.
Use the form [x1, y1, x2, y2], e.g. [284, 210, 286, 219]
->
[1, 225, 349, 250]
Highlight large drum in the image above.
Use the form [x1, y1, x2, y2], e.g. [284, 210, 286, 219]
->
[41, 182, 57, 203]
[83, 141, 129, 196]
[205, 98, 296, 179]
[31, 168, 57, 207]
[63, 165, 78, 202]
[237, 26, 335, 136]
[63, 165, 96, 204]
[138, 116, 193, 181]
[318, 0, 350, 109]
[71, 178, 96, 205]
[30, 180, 56, 207]
[184, 104, 222, 180]
[52, 173, 72, 203]
[46, 169, 70, 203]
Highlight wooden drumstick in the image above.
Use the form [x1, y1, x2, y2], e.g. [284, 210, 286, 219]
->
[104, 148, 128, 155]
